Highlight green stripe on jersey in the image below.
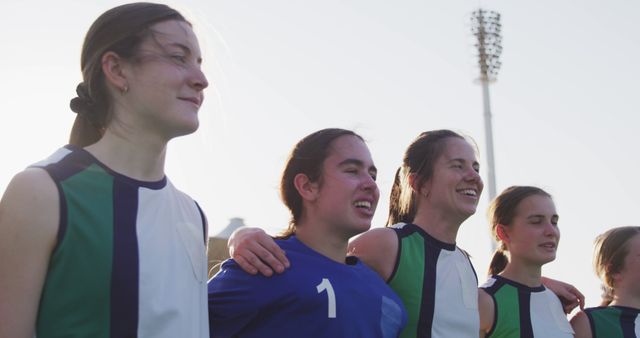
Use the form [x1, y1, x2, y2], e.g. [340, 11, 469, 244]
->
[37, 164, 115, 337]
[592, 307, 624, 338]
[491, 283, 521, 337]
[388, 233, 425, 338]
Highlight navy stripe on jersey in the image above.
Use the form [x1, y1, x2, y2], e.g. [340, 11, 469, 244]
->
[417, 242, 439, 338]
[620, 307, 637, 338]
[518, 289, 534, 338]
[392, 224, 456, 338]
[41, 149, 93, 254]
[461, 250, 478, 283]
[110, 180, 140, 337]
[483, 279, 502, 336]
[195, 202, 207, 246]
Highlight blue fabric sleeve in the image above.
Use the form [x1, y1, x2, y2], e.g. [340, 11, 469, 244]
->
[208, 259, 272, 338]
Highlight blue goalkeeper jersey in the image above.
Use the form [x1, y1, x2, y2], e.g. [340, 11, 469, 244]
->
[208, 235, 407, 338]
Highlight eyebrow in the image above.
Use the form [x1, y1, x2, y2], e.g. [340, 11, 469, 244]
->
[527, 214, 559, 220]
[338, 158, 377, 174]
[448, 158, 480, 167]
[167, 42, 203, 64]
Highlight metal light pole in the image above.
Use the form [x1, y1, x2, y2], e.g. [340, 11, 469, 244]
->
[471, 9, 502, 250]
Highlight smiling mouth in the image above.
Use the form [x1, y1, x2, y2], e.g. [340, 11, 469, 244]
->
[539, 243, 556, 249]
[458, 189, 478, 197]
[179, 97, 201, 107]
[354, 200, 372, 210]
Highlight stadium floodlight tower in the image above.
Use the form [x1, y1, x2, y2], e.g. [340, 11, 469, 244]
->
[471, 9, 502, 250]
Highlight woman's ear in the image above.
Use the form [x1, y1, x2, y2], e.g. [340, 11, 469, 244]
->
[409, 173, 429, 198]
[496, 224, 510, 243]
[101, 51, 129, 94]
[293, 173, 319, 202]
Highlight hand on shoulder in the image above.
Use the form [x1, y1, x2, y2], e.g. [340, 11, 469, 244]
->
[228, 226, 290, 277]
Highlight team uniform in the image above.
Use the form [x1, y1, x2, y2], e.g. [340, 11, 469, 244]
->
[33, 145, 209, 338]
[480, 275, 574, 338]
[584, 306, 640, 338]
[387, 223, 479, 338]
[208, 235, 407, 338]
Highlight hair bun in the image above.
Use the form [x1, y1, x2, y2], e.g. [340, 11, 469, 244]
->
[70, 83, 95, 115]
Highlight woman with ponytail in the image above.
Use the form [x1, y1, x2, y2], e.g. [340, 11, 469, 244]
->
[570, 226, 640, 338]
[226, 131, 582, 338]
[478, 186, 574, 337]
[209, 128, 407, 338]
[0, 3, 210, 337]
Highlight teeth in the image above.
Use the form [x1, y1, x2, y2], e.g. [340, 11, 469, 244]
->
[354, 201, 371, 209]
[460, 189, 477, 196]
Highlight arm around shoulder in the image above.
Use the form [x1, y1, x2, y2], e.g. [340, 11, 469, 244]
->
[0, 168, 59, 338]
[348, 227, 398, 281]
[227, 226, 290, 277]
[541, 276, 585, 313]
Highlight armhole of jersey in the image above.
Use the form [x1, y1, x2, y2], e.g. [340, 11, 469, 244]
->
[195, 201, 207, 246]
[386, 229, 402, 283]
[585, 310, 597, 338]
[35, 165, 67, 255]
[486, 291, 498, 337]
[461, 248, 478, 284]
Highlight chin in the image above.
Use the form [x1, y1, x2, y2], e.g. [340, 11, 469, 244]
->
[349, 222, 372, 237]
[173, 120, 200, 137]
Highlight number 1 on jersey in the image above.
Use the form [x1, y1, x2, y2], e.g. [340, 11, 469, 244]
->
[316, 278, 336, 318]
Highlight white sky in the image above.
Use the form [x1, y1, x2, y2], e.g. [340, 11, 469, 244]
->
[1, 0, 638, 309]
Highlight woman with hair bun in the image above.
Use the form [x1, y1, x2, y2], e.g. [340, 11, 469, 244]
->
[0, 3, 210, 337]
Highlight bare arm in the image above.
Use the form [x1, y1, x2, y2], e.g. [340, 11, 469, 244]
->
[478, 288, 495, 338]
[0, 169, 58, 338]
[347, 228, 397, 281]
[541, 276, 585, 314]
[227, 227, 289, 276]
[570, 310, 593, 338]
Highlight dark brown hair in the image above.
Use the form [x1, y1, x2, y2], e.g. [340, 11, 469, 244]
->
[69, 2, 188, 146]
[386, 129, 464, 226]
[593, 226, 640, 305]
[278, 128, 363, 238]
[487, 186, 552, 276]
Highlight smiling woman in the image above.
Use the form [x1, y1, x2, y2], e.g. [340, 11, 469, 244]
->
[208, 128, 407, 338]
[0, 3, 210, 337]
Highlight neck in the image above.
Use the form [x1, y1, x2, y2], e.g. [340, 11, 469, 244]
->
[85, 129, 168, 181]
[610, 288, 640, 309]
[294, 219, 350, 264]
[499, 261, 543, 288]
[412, 207, 463, 244]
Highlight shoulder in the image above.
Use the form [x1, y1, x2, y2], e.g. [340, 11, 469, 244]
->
[348, 227, 398, 281]
[478, 288, 495, 333]
[208, 257, 285, 295]
[350, 227, 397, 247]
[570, 310, 593, 338]
[1, 168, 58, 232]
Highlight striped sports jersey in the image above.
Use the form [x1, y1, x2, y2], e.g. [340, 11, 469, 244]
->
[33, 145, 209, 338]
[388, 223, 479, 338]
[585, 306, 640, 338]
[480, 275, 574, 338]
[208, 235, 407, 338]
